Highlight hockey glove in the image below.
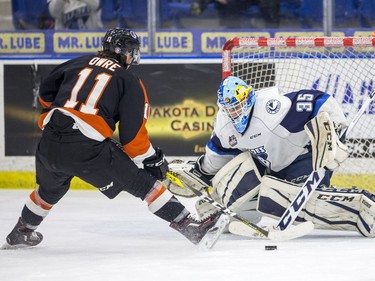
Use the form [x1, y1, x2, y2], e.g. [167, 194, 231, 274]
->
[143, 147, 169, 180]
[194, 155, 215, 181]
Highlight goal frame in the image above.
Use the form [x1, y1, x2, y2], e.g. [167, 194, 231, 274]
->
[221, 36, 375, 191]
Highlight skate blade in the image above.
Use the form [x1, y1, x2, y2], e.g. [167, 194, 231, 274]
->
[1, 242, 32, 250]
[198, 214, 230, 250]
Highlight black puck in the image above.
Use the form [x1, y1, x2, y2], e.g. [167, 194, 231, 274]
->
[265, 245, 277, 250]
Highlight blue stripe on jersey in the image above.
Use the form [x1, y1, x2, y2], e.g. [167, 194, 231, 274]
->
[207, 135, 242, 156]
[281, 90, 329, 133]
[312, 93, 330, 117]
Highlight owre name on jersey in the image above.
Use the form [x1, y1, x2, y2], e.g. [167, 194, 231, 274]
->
[89, 57, 121, 72]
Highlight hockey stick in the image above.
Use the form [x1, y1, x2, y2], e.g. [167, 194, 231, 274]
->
[110, 129, 312, 239]
[276, 89, 375, 230]
[166, 171, 314, 241]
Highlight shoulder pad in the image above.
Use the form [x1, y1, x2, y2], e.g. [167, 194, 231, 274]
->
[253, 87, 291, 130]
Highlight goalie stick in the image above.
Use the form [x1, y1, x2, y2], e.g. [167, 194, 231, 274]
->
[276, 89, 375, 231]
[166, 171, 314, 241]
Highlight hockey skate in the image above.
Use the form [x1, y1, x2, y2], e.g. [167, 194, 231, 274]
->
[170, 212, 229, 249]
[1, 217, 43, 250]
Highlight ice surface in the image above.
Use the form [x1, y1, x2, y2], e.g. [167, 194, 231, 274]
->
[0, 189, 373, 281]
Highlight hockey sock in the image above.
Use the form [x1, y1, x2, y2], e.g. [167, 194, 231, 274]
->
[22, 187, 53, 227]
[145, 182, 189, 223]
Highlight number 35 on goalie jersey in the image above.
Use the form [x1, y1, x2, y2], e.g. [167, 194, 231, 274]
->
[37, 54, 154, 162]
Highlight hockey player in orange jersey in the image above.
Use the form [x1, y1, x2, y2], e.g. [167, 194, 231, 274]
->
[2, 28, 228, 250]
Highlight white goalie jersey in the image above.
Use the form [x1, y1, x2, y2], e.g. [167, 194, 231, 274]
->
[167, 85, 375, 237]
[201, 86, 348, 175]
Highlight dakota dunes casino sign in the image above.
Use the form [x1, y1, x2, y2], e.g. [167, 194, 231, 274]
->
[146, 99, 218, 139]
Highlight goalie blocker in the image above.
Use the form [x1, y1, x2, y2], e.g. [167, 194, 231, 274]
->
[258, 176, 375, 237]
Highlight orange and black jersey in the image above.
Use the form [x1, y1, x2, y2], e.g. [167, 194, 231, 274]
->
[38, 54, 155, 162]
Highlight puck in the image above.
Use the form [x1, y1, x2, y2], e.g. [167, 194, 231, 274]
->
[265, 245, 277, 251]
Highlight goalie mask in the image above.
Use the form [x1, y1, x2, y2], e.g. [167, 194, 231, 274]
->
[102, 28, 141, 69]
[217, 76, 256, 133]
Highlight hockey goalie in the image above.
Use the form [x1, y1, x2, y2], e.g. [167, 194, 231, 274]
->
[167, 76, 375, 238]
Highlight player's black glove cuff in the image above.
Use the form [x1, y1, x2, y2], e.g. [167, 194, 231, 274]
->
[143, 146, 169, 180]
[194, 155, 214, 181]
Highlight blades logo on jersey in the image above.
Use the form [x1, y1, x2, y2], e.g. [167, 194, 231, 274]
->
[266, 99, 281, 114]
[250, 146, 271, 169]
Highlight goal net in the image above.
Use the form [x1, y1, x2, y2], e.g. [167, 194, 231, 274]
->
[222, 37, 375, 192]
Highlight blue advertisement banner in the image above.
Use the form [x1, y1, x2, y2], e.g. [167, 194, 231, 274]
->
[0, 29, 374, 58]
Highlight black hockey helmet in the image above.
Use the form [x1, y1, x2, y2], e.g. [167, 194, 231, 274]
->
[102, 28, 141, 68]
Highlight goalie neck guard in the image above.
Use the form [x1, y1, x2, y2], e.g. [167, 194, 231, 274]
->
[217, 76, 256, 133]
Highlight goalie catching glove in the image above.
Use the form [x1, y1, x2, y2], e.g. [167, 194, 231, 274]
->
[304, 111, 349, 171]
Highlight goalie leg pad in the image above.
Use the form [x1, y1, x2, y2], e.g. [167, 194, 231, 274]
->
[195, 151, 262, 223]
[357, 191, 375, 237]
[257, 176, 302, 220]
[258, 175, 375, 236]
[210, 151, 262, 217]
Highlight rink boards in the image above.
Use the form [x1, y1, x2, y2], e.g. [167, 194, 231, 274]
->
[0, 59, 374, 192]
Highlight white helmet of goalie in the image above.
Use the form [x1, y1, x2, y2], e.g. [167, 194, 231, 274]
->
[217, 76, 256, 133]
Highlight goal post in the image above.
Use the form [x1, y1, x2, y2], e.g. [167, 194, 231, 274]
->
[222, 37, 375, 192]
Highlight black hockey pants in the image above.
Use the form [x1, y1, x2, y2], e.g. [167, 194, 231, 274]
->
[35, 111, 157, 205]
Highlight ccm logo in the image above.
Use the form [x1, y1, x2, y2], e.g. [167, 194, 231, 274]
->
[362, 200, 371, 209]
[99, 181, 113, 191]
[279, 172, 320, 229]
[323, 121, 333, 151]
[317, 194, 355, 202]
